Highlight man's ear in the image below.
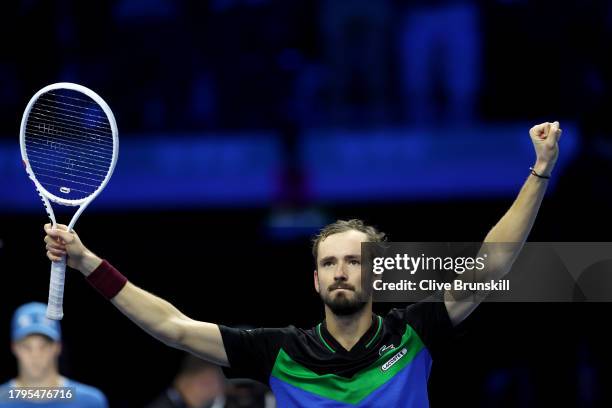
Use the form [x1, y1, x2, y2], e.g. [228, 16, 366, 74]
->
[10, 342, 17, 357]
[314, 269, 320, 293]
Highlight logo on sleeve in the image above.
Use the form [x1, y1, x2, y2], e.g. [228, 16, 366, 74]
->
[381, 348, 408, 371]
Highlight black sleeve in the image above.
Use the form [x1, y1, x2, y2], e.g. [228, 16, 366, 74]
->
[390, 299, 455, 358]
[218, 325, 290, 384]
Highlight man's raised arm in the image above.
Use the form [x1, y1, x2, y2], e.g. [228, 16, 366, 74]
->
[445, 121, 562, 325]
[43, 224, 229, 366]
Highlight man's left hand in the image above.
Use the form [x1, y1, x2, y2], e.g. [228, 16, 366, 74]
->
[529, 121, 562, 177]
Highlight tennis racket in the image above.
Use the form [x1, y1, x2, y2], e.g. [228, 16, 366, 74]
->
[20, 82, 119, 320]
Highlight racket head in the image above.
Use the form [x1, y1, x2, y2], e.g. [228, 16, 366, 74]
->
[20, 82, 119, 207]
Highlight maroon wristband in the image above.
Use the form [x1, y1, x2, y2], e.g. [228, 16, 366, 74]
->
[86, 260, 128, 300]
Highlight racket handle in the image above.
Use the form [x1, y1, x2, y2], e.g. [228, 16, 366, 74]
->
[46, 256, 66, 320]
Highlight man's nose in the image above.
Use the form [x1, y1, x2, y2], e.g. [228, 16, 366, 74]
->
[334, 261, 348, 279]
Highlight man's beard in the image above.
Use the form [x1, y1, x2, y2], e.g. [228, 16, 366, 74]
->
[321, 283, 368, 316]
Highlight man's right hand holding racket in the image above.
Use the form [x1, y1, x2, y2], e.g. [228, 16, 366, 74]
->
[43, 224, 229, 366]
[45, 224, 101, 273]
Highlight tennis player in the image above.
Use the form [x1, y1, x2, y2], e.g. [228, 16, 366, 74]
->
[43, 122, 561, 407]
[0, 302, 108, 407]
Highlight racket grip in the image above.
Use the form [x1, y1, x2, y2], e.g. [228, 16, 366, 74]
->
[46, 256, 67, 320]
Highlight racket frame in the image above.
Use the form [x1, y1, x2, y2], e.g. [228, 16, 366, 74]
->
[19, 82, 119, 319]
[20, 82, 119, 212]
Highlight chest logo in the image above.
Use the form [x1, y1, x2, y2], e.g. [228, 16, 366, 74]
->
[381, 348, 408, 372]
[378, 344, 396, 356]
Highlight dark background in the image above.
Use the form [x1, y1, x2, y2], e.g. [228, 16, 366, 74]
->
[1, 0, 612, 406]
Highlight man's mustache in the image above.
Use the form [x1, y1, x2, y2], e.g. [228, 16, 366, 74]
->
[329, 283, 355, 291]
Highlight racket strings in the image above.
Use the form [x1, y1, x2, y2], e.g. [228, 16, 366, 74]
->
[26, 148, 110, 190]
[25, 125, 113, 163]
[24, 143, 112, 169]
[25, 156, 108, 182]
[36, 92, 112, 131]
[34, 95, 109, 119]
[46, 91, 109, 111]
[27, 153, 108, 175]
[24, 89, 115, 200]
[30, 99, 113, 137]
[25, 126, 113, 156]
[40, 93, 110, 117]
[31, 104, 112, 131]
[27, 111, 114, 143]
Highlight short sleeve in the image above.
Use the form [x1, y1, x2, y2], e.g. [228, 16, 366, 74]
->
[389, 300, 454, 358]
[218, 326, 290, 384]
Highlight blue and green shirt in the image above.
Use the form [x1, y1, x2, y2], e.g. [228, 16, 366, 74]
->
[220, 301, 454, 407]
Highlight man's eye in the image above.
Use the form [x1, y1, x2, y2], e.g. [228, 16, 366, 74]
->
[350, 260, 361, 265]
[323, 261, 333, 267]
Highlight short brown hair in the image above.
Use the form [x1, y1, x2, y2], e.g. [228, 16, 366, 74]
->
[312, 219, 386, 261]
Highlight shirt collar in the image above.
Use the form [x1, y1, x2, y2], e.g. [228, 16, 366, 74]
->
[317, 314, 382, 354]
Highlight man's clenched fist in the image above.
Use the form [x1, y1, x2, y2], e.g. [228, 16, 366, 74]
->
[529, 121, 562, 177]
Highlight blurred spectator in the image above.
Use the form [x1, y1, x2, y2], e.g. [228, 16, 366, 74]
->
[0, 302, 108, 407]
[397, 0, 481, 125]
[147, 354, 225, 408]
[320, 0, 392, 125]
[112, 0, 192, 131]
[146, 353, 276, 408]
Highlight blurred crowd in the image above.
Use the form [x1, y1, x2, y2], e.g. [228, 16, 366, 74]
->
[1, 0, 611, 136]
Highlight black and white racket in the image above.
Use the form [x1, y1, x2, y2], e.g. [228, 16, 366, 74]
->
[20, 82, 119, 320]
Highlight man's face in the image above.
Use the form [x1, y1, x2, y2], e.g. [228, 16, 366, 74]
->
[11, 334, 60, 381]
[315, 230, 370, 316]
